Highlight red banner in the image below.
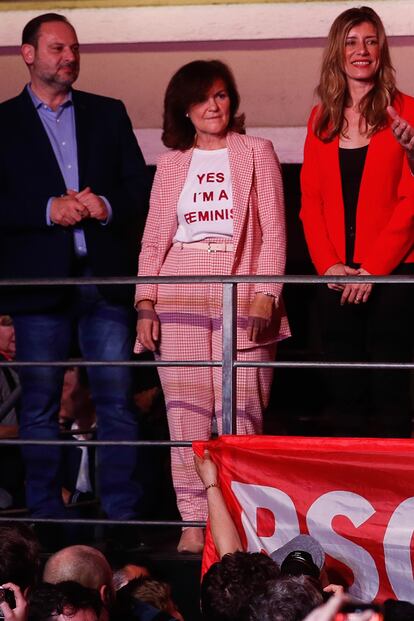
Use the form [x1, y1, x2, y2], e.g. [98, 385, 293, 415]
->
[193, 435, 414, 603]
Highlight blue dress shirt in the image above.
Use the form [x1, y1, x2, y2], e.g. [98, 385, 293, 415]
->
[27, 84, 111, 257]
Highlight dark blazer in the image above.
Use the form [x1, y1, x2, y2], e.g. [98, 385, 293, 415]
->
[0, 87, 149, 313]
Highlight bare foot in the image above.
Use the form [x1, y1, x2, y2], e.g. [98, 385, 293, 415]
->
[177, 527, 204, 553]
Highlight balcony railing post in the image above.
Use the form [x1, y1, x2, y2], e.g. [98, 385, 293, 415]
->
[222, 282, 237, 435]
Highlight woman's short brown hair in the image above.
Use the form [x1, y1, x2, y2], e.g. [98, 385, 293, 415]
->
[162, 59, 245, 150]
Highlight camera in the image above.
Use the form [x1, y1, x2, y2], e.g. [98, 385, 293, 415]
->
[0, 587, 16, 609]
[280, 550, 321, 579]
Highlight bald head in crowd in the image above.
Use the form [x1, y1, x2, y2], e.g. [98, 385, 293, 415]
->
[43, 545, 114, 606]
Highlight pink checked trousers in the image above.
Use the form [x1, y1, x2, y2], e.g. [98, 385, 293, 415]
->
[155, 243, 276, 521]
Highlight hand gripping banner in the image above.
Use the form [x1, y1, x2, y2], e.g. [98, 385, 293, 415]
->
[193, 435, 414, 603]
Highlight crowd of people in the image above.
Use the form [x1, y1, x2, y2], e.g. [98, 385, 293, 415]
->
[0, 7, 414, 616]
[1, 495, 413, 621]
[0, 522, 184, 621]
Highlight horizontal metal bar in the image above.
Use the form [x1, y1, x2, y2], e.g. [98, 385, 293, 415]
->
[3, 272, 410, 537]
[1, 360, 413, 370]
[0, 439, 192, 447]
[0, 516, 206, 527]
[0, 274, 413, 286]
[0, 360, 221, 368]
[235, 361, 414, 369]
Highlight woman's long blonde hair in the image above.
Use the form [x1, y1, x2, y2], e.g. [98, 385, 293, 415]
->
[314, 6, 396, 142]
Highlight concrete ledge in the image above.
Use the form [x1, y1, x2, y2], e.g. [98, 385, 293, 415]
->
[135, 126, 306, 165]
[1, 1, 413, 46]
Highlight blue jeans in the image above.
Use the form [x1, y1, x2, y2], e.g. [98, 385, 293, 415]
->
[13, 284, 142, 519]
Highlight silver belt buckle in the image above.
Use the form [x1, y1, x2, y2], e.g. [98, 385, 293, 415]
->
[207, 242, 214, 253]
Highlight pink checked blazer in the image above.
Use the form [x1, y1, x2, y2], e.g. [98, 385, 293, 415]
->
[135, 131, 290, 350]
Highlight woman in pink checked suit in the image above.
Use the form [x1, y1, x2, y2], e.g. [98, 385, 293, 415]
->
[135, 60, 290, 553]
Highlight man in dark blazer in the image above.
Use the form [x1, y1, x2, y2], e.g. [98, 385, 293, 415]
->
[0, 13, 149, 523]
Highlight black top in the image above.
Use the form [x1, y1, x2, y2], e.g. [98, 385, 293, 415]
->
[339, 145, 368, 266]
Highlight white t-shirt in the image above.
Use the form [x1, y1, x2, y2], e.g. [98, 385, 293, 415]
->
[173, 147, 234, 242]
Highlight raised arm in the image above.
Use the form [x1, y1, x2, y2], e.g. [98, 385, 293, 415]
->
[194, 449, 242, 558]
[388, 105, 414, 174]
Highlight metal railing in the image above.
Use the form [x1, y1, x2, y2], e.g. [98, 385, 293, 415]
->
[0, 273, 413, 526]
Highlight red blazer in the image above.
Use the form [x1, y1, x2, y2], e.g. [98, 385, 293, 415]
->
[135, 131, 290, 350]
[300, 92, 414, 275]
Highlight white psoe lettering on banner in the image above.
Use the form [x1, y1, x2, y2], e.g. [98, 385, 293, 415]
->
[383, 496, 414, 602]
[307, 491, 379, 601]
[231, 482, 414, 603]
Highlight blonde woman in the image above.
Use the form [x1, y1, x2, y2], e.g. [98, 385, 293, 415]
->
[300, 6, 414, 438]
